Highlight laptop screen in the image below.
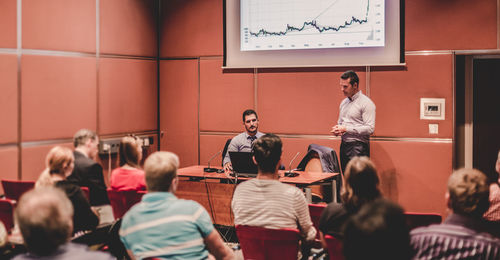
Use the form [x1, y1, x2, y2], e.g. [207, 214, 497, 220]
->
[229, 151, 258, 175]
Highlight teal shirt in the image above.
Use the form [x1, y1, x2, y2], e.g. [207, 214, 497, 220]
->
[120, 192, 214, 259]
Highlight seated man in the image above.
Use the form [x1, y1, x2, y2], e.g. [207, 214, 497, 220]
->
[119, 151, 233, 260]
[411, 168, 500, 259]
[13, 187, 113, 260]
[223, 109, 264, 172]
[231, 134, 316, 242]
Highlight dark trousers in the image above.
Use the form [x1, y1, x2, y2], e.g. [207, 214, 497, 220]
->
[340, 140, 370, 173]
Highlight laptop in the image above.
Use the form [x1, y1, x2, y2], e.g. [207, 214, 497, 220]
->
[229, 151, 258, 178]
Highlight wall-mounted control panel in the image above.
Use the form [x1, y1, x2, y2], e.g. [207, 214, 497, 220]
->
[98, 135, 155, 155]
[420, 98, 445, 120]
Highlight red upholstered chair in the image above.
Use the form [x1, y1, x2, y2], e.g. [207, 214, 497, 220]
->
[324, 234, 344, 260]
[404, 212, 442, 230]
[107, 189, 146, 219]
[309, 204, 326, 236]
[1, 180, 35, 201]
[80, 187, 90, 201]
[235, 225, 301, 260]
[0, 198, 16, 232]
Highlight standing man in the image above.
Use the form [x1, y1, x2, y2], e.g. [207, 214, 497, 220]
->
[332, 70, 376, 173]
[67, 129, 114, 224]
[223, 109, 264, 172]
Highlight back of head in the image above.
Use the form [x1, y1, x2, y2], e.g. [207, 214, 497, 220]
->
[242, 109, 258, 122]
[343, 199, 411, 260]
[73, 128, 97, 148]
[447, 168, 489, 217]
[340, 70, 359, 86]
[15, 187, 73, 256]
[144, 151, 179, 192]
[119, 136, 141, 168]
[46, 146, 74, 175]
[252, 134, 282, 173]
[341, 156, 381, 211]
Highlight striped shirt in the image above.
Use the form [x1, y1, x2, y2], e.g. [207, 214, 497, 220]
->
[231, 179, 316, 241]
[484, 183, 500, 221]
[410, 214, 500, 260]
[120, 192, 214, 260]
[338, 91, 376, 143]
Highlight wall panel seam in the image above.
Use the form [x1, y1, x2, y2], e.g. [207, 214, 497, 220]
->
[17, 0, 22, 180]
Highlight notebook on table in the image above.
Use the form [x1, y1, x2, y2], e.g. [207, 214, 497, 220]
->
[229, 151, 258, 178]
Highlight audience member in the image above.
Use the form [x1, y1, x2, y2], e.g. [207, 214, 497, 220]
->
[67, 129, 114, 224]
[343, 199, 412, 260]
[411, 168, 500, 259]
[110, 135, 146, 191]
[318, 156, 382, 240]
[35, 146, 99, 235]
[119, 151, 233, 260]
[231, 134, 316, 242]
[484, 149, 500, 221]
[12, 187, 113, 260]
[223, 109, 264, 172]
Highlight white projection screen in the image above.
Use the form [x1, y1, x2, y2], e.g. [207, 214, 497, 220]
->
[224, 0, 404, 68]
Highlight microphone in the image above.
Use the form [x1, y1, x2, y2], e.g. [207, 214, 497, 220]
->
[204, 150, 222, 173]
[285, 152, 300, 177]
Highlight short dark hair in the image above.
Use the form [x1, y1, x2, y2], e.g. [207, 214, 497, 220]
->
[73, 129, 97, 148]
[341, 70, 359, 86]
[252, 134, 282, 173]
[343, 199, 412, 260]
[242, 109, 258, 122]
[447, 168, 490, 217]
[341, 157, 382, 212]
[144, 151, 179, 192]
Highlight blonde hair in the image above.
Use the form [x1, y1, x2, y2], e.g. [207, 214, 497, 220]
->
[36, 146, 74, 188]
[144, 151, 179, 192]
[341, 156, 382, 211]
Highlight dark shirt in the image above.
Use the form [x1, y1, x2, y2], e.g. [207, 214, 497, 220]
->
[67, 151, 110, 206]
[410, 213, 500, 260]
[12, 242, 114, 260]
[55, 181, 99, 234]
[318, 203, 350, 238]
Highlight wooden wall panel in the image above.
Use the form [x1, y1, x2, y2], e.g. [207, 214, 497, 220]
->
[21, 55, 97, 141]
[99, 58, 157, 135]
[0, 54, 17, 144]
[199, 134, 234, 168]
[22, 0, 96, 52]
[406, 0, 497, 51]
[0, 147, 19, 194]
[371, 54, 453, 138]
[257, 69, 366, 135]
[371, 141, 452, 218]
[160, 60, 199, 167]
[199, 59, 254, 132]
[100, 0, 157, 56]
[21, 142, 72, 181]
[0, 0, 16, 48]
[160, 0, 223, 57]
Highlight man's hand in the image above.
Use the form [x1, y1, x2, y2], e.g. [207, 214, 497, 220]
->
[223, 162, 233, 173]
[330, 125, 347, 136]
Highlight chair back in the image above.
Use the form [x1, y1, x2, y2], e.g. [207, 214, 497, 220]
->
[221, 138, 232, 166]
[324, 234, 344, 260]
[107, 189, 146, 219]
[404, 212, 442, 230]
[80, 187, 90, 201]
[309, 204, 326, 238]
[1, 180, 35, 201]
[236, 225, 300, 260]
[0, 199, 15, 231]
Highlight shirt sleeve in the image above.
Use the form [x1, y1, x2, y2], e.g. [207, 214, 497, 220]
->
[346, 101, 376, 136]
[293, 189, 316, 241]
[194, 203, 215, 238]
[223, 138, 239, 166]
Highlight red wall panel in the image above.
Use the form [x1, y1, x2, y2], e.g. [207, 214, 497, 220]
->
[371, 141, 452, 217]
[258, 69, 366, 135]
[160, 60, 199, 167]
[371, 54, 453, 138]
[0, 0, 16, 48]
[99, 58, 157, 135]
[21, 55, 97, 141]
[199, 59, 254, 132]
[160, 0, 223, 57]
[406, 0, 497, 51]
[21, 142, 72, 181]
[0, 54, 17, 144]
[100, 0, 157, 56]
[199, 134, 234, 168]
[22, 0, 96, 52]
[0, 147, 19, 194]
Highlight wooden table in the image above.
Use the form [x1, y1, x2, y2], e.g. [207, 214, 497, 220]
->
[176, 165, 339, 226]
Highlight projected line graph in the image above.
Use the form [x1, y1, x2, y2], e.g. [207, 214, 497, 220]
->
[240, 0, 384, 51]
